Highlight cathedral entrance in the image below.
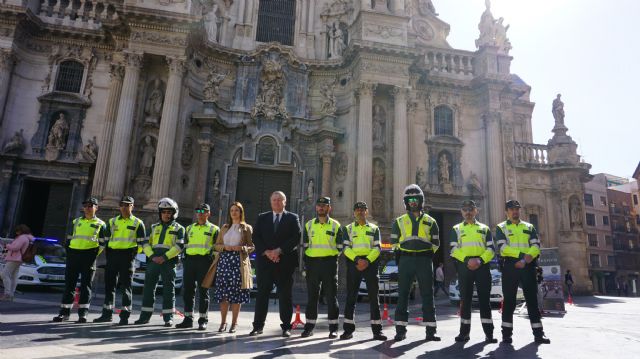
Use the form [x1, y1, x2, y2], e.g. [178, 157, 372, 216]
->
[235, 167, 292, 225]
[18, 179, 73, 241]
[430, 210, 463, 282]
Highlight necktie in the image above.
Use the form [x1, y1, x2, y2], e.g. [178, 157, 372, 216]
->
[274, 213, 280, 232]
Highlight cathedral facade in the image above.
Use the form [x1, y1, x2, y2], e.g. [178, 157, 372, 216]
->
[0, 0, 593, 293]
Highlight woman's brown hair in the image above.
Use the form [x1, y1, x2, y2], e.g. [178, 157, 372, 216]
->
[15, 224, 32, 235]
[226, 201, 246, 225]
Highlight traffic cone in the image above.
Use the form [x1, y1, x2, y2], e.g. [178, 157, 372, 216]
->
[414, 316, 423, 322]
[567, 293, 574, 305]
[499, 299, 504, 314]
[382, 303, 389, 320]
[72, 287, 80, 308]
[456, 300, 462, 317]
[291, 305, 304, 329]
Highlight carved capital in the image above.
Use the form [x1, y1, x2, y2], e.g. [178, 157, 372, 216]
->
[483, 111, 501, 125]
[0, 49, 15, 71]
[197, 138, 213, 153]
[356, 82, 376, 97]
[167, 57, 187, 75]
[109, 63, 125, 81]
[320, 138, 335, 159]
[124, 52, 143, 68]
[391, 86, 410, 100]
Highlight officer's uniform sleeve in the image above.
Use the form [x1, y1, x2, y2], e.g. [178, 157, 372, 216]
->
[164, 225, 185, 260]
[430, 219, 440, 252]
[142, 225, 154, 257]
[390, 219, 401, 248]
[480, 228, 495, 264]
[495, 225, 523, 259]
[335, 223, 344, 252]
[525, 225, 541, 259]
[366, 226, 381, 263]
[450, 227, 466, 263]
[343, 224, 356, 262]
[302, 220, 310, 252]
[97, 221, 108, 249]
[136, 221, 146, 251]
[102, 219, 112, 248]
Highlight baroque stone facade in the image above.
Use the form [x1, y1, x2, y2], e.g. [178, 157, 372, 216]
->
[0, 0, 593, 293]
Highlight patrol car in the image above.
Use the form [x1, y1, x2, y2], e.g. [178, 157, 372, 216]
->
[357, 258, 417, 302]
[132, 253, 183, 293]
[0, 237, 67, 287]
[448, 268, 525, 306]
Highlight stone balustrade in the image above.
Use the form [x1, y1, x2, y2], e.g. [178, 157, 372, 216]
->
[515, 142, 549, 166]
[38, 0, 120, 29]
[424, 48, 475, 77]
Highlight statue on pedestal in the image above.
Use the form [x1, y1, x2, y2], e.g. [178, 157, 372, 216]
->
[552, 94, 565, 126]
[3, 129, 25, 154]
[144, 79, 164, 125]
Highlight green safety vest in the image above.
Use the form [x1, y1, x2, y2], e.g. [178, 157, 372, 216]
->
[451, 221, 494, 264]
[143, 222, 184, 260]
[304, 218, 341, 257]
[68, 216, 105, 250]
[108, 215, 143, 250]
[344, 222, 380, 263]
[184, 221, 219, 256]
[496, 220, 540, 259]
[395, 213, 439, 253]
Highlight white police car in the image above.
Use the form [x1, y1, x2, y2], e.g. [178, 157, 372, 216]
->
[0, 237, 67, 287]
[357, 260, 416, 302]
[449, 268, 525, 306]
[132, 253, 183, 293]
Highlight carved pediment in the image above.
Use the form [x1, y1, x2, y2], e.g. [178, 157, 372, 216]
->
[38, 92, 92, 107]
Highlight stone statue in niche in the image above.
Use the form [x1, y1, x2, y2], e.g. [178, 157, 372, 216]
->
[251, 59, 288, 121]
[372, 159, 385, 192]
[438, 152, 450, 184]
[467, 172, 483, 195]
[415, 166, 427, 188]
[319, 79, 337, 116]
[3, 129, 25, 154]
[307, 179, 315, 200]
[552, 94, 565, 126]
[569, 197, 583, 229]
[213, 170, 220, 193]
[181, 136, 194, 169]
[328, 22, 346, 59]
[47, 113, 69, 150]
[144, 79, 164, 125]
[372, 104, 385, 149]
[204, 4, 219, 43]
[80, 136, 98, 162]
[139, 136, 156, 176]
[333, 152, 347, 181]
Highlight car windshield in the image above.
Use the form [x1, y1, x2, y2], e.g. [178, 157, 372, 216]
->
[35, 242, 66, 264]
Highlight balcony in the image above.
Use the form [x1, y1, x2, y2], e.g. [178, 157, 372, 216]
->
[423, 49, 475, 78]
[38, 0, 120, 30]
[514, 142, 548, 166]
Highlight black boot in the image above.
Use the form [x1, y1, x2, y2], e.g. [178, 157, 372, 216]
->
[198, 317, 208, 331]
[175, 317, 193, 328]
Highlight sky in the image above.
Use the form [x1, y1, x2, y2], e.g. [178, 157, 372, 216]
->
[434, 0, 639, 178]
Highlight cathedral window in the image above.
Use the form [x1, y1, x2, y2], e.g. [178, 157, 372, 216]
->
[256, 0, 296, 46]
[54, 60, 85, 93]
[434, 105, 454, 136]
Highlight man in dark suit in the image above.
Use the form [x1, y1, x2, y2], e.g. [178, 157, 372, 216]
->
[250, 191, 302, 337]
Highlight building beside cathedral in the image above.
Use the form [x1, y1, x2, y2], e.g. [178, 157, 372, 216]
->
[0, 0, 593, 293]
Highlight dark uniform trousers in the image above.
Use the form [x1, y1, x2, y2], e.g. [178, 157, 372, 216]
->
[305, 256, 339, 331]
[395, 253, 437, 335]
[59, 247, 99, 318]
[141, 257, 178, 322]
[253, 261, 294, 331]
[103, 248, 137, 319]
[343, 258, 382, 334]
[501, 258, 544, 337]
[455, 259, 494, 336]
[182, 255, 213, 319]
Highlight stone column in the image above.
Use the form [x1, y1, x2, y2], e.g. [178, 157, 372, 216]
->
[392, 87, 409, 216]
[194, 124, 213, 205]
[0, 49, 16, 127]
[306, 0, 315, 57]
[484, 112, 505, 225]
[91, 62, 124, 198]
[392, 0, 405, 14]
[103, 52, 143, 204]
[320, 138, 335, 197]
[147, 57, 186, 206]
[356, 83, 375, 206]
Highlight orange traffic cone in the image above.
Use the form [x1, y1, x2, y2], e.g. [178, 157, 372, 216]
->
[72, 287, 80, 308]
[291, 305, 304, 329]
[498, 299, 504, 314]
[414, 316, 423, 322]
[567, 293, 574, 305]
[382, 303, 389, 320]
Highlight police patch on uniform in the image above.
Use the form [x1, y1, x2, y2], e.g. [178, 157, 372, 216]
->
[366, 231, 374, 236]
[205, 232, 212, 236]
[127, 226, 136, 230]
[169, 230, 179, 235]
[90, 224, 99, 229]
[523, 230, 532, 235]
[326, 231, 335, 236]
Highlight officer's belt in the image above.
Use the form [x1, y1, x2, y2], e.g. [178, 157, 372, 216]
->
[305, 255, 338, 260]
[398, 251, 433, 257]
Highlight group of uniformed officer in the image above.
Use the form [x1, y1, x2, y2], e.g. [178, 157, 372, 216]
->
[51, 183, 550, 345]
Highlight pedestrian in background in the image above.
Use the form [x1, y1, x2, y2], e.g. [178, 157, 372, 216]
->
[0, 224, 34, 301]
[565, 270, 573, 298]
[434, 262, 448, 297]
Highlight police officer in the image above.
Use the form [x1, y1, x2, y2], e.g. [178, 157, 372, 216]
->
[450, 200, 497, 343]
[53, 197, 107, 323]
[93, 196, 145, 325]
[301, 197, 343, 338]
[390, 184, 440, 342]
[134, 197, 185, 327]
[496, 200, 550, 344]
[175, 203, 219, 330]
[340, 201, 387, 341]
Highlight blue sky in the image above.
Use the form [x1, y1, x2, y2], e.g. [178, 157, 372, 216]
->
[435, 0, 639, 178]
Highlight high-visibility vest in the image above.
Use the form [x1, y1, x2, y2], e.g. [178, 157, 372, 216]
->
[395, 213, 439, 253]
[304, 218, 341, 257]
[344, 222, 380, 263]
[68, 216, 105, 250]
[496, 220, 540, 259]
[184, 221, 219, 256]
[143, 222, 184, 260]
[108, 215, 143, 250]
[451, 221, 494, 263]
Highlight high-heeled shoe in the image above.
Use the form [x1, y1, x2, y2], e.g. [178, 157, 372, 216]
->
[229, 324, 237, 333]
[218, 323, 227, 332]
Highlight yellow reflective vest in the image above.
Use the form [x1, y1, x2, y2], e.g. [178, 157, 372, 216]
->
[68, 216, 106, 250]
[107, 215, 144, 250]
[450, 221, 495, 264]
[304, 218, 342, 257]
[184, 221, 219, 256]
[143, 221, 185, 260]
[393, 213, 439, 253]
[496, 220, 541, 259]
[343, 222, 381, 263]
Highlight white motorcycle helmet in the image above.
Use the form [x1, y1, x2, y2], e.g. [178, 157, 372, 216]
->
[158, 197, 179, 220]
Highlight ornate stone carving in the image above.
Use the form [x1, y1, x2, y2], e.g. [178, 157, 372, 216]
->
[438, 152, 450, 184]
[79, 136, 98, 162]
[417, 0, 437, 15]
[357, 82, 376, 97]
[467, 172, 483, 196]
[213, 170, 220, 193]
[569, 196, 583, 229]
[333, 152, 347, 181]
[139, 135, 156, 176]
[415, 166, 427, 188]
[2, 129, 25, 155]
[476, 0, 511, 53]
[413, 19, 435, 42]
[365, 24, 403, 39]
[167, 57, 186, 74]
[307, 179, 315, 201]
[0, 49, 15, 71]
[47, 113, 69, 150]
[361, 61, 409, 76]
[372, 158, 385, 213]
[319, 78, 337, 116]
[203, 61, 228, 103]
[109, 63, 125, 81]
[552, 94, 565, 126]
[124, 52, 144, 68]
[181, 136, 194, 169]
[131, 31, 187, 47]
[372, 104, 386, 149]
[251, 59, 288, 121]
[320, 0, 354, 23]
[328, 22, 346, 59]
[204, 5, 219, 43]
[144, 79, 165, 125]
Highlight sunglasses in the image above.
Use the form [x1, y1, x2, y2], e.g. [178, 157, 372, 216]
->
[195, 209, 209, 214]
[82, 204, 95, 208]
[407, 198, 420, 203]
[160, 210, 173, 214]
[461, 207, 475, 212]
[119, 203, 132, 207]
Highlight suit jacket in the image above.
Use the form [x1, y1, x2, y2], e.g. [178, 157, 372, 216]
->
[252, 210, 302, 270]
